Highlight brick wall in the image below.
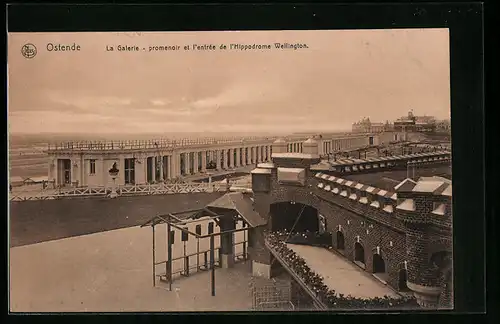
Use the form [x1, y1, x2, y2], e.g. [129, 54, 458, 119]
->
[254, 172, 408, 292]
[317, 199, 407, 289]
[250, 155, 453, 307]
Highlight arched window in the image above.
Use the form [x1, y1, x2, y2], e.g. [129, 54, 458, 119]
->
[398, 269, 409, 291]
[372, 254, 386, 273]
[354, 242, 365, 265]
[336, 231, 345, 250]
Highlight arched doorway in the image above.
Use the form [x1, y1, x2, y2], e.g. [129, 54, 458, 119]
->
[354, 242, 365, 266]
[431, 250, 453, 308]
[372, 254, 386, 273]
[398, 269, 409, 291]
[336, 231, 345, 250]
[270, 202, 319, 233]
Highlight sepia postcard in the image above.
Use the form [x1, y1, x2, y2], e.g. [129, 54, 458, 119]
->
[8, 29, 453, 312]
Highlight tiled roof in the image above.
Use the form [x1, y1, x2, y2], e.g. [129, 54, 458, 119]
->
[396, 199, 416, 211]
[251, 168, 272, 175]
[394, 178, 418, 191]
[206, 192, 266, 228]
[325, 151, 451, 168]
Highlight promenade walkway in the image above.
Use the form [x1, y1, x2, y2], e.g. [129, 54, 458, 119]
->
[286, 244, 399, 299]
[9, 164, 255, 201]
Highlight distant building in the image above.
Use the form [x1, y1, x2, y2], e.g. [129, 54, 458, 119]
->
[393, 110, 439, 133]
[435, 119, 451, 133]
[352, 117, 390, 133]
[354, 111, 448, 135]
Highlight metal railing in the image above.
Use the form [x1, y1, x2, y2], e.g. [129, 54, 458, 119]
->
[45, 133, 378, 152]
[264, 237, 329, 310]
[46, 136, 281, 152]
[154, 241, 248, 282]
[9, 182, 226, 201]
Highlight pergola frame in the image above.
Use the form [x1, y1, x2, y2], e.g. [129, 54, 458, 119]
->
[141, 207, 251, 297]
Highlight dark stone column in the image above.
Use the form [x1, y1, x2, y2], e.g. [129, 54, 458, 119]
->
[220, 217, 236, 268]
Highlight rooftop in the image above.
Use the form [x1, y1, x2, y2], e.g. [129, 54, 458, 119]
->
[343, 164, 452, 192]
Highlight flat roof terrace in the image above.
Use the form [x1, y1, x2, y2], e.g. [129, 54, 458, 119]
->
[343, 164, 452, 192]
[287, 244, 399, 299]
[46, 136, 278, 153]
[313, 151, 451, 170]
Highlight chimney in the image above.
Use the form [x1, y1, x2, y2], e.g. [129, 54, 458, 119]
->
[271, 138, 287, 154]
[302, 137, 319, 156]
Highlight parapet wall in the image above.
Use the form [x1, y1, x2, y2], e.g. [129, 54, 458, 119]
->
[312, 172, 452, 231]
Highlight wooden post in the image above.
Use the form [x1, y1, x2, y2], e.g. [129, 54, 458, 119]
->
[196, 225, 201, 271]
[152, 224, 156, 287]
[210, 235, 215, 296]
[243, 222, 247, 261]
[167, 216, 172, 291]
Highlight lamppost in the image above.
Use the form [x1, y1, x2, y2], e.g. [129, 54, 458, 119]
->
[207, 171, 213, 193]
[109, 162, 120, 199]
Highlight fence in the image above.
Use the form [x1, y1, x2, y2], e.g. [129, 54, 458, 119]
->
[46, 136, 281, 152]
[154, 241, 248, 283]
[251, 277, 294, 311]
[9, 182, 226, 201]
[264, 237, 329, 310]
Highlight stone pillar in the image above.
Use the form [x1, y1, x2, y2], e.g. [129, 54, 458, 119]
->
[167, 155, 173, 179]
[169, 154, 176, 178]
[47, 159, 53, 184]
[201, 151, 207, 172]
[235, 148, 241, 167]
[177, 154, 181, 177]
[220, 217, 236, 269]
[223, 149, 228, 169]
[251, 147, 255, 164]
[159, 156, 163, 181]
[256, 146, 261, 163]
[149, 157, 155, 182]
[184, 153, 191, 175]
[242, 148, 247, 165]
[193, 152, 199, 174]
[229, 148, 234, 168]
[216, 150, 222, 170]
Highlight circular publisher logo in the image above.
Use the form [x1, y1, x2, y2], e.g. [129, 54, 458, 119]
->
[21, 43, 37, 59]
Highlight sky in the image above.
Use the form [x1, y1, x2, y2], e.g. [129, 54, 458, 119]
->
[7, 29, 450, 135]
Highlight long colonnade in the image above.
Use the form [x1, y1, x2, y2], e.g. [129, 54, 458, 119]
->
[46, 134, 374, 187]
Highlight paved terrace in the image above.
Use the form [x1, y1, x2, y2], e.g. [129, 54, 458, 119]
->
[343, 164, 452, 192]
[311, 150, 451, 174]
[10, 225, 252, 312]
[287, 244, 399, 299]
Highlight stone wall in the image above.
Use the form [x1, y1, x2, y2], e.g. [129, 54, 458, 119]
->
[250, 137, 453, 308]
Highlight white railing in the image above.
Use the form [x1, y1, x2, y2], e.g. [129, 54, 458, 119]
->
[45, 133, 377, 153]
[46, 136, 281, 152]
[9, 182, 226, 201]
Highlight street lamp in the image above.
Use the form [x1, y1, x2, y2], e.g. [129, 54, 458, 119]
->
[108, 162, 120, 199]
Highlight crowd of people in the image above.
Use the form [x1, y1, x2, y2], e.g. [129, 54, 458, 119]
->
[266, 231, 419, 310]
